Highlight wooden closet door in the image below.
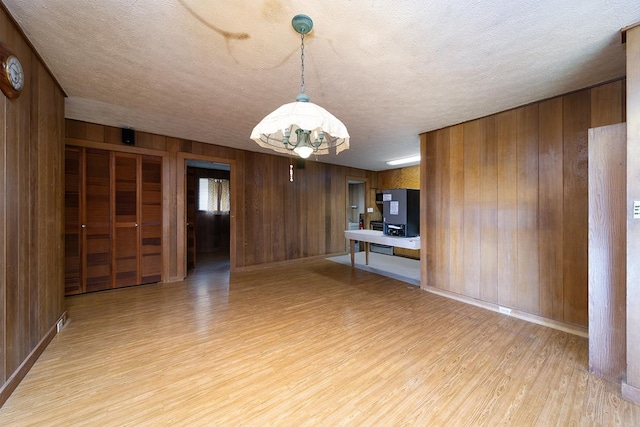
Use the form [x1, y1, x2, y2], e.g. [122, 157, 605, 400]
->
[64, 147, 83, 294]
[84, 148, 112, 292]
[113, 153, 139, 288]
[140, 155, 162, 284]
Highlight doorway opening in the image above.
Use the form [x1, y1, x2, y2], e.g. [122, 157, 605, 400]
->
[347, 179, 366, 252]
[186, 159, 231, 276]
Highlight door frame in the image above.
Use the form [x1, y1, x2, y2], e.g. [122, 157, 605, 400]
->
[176, 153, 236, 279]
[345, 176, 369, 251]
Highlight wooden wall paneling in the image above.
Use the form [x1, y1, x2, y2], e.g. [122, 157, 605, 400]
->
[166, 141, 180, 280]
[283, 159, 299, 260]
[44, 66, 65, 330]
[140, 155, 162, 284]
[84, 122, 104, 142]
[229, 153, 239, 271]
[4, 58, 24, 374]
[590, 80, 624, 128]
[449, 125, 465, 295]
[624, 24, 640, 401]
[243, 153, 263, 266]
[434, 128, 450, 290]
[479, 116, 498, 303]
[318, 163, 331, 255]
[64, 147, 82, 294]
[18, 61, 30, 364]
[622, 79, 627, 123]
[420, 133, 430, 288]
[266, 157, 282, 262]
[0, 6, 65, 406]
[307, 163, 320, 256]
[29, 60, 41, 346]
[463, 119, 482, 299]
[299, 160, 310, 256]
[186, 167, 195, 268]
[516, 104, 540, 315]
[65, 119, 87, 140]
[0, 61, 5, 384]
[588, 123, 626, 382]
[330, 165, 347, 253]
[300, 161, 315, 257]
[562, 90, 591, 326]
[113, 153, 139, 288]
[496, 110, 518, 308]
[103, 126, 121, 145]
[83, 149, 112, 292]
[538, 97, 564, 320]
[33, 61, 61, 334]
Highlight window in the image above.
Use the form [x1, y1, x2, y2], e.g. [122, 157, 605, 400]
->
[198, 178, 230, 213]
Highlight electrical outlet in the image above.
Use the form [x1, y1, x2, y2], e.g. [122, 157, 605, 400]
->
[56, 319, 64, 332]
[498, 306, 511, 315]
[367, 207, 374, 213]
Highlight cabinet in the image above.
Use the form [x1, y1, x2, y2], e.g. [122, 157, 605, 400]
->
[64, 147, 162, 295]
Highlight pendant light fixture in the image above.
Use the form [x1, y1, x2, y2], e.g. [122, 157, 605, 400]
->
[250, 14, 350, 159]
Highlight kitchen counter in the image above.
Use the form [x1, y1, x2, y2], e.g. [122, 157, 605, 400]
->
[344, 230, 420, 267]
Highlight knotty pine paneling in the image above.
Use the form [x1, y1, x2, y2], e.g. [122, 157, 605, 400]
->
[0, 5, 65, 406]
[377, 166, 419, 190]
[421, 79, 625, 328]
[66, 120, 373, 277]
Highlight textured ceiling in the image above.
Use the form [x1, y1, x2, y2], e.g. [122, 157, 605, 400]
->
[3, 1, 639, 171]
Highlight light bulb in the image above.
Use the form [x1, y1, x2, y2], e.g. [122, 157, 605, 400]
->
[295, 145, 313, 158]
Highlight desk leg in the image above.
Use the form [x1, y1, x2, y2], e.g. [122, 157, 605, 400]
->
[350, 239, 355, 268]
[365, 242, 369, 265]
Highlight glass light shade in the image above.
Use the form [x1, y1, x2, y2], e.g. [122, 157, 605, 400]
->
[250, 100, 350, 157]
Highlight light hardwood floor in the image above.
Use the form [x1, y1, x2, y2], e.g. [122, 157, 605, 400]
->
[0, 258, 638, 426]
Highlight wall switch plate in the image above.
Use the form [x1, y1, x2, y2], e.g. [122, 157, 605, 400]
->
[367, 207, 374, 213]
[634, 201, 640, 219]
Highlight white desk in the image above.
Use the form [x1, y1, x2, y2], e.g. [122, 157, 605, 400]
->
[344, 230, 420, 267]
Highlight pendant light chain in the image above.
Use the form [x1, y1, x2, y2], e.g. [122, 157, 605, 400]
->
[299, 33, 305, 94]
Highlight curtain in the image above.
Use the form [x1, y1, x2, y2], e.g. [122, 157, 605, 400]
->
[198, 178, 230, 213]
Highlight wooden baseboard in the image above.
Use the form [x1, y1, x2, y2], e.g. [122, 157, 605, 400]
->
[622, 380, 640, 404]
[420, 284, 589, 337]
[0, 311, 67, 408]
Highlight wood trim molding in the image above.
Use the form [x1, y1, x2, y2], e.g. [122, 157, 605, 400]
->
[420, 284, 589, 337]
[176, 153, 237, 275]
[621, 21, 640, 43]
[66, 138, 169, 156]
[0, 311, 67, 407]
[622, 381, 640, 405]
